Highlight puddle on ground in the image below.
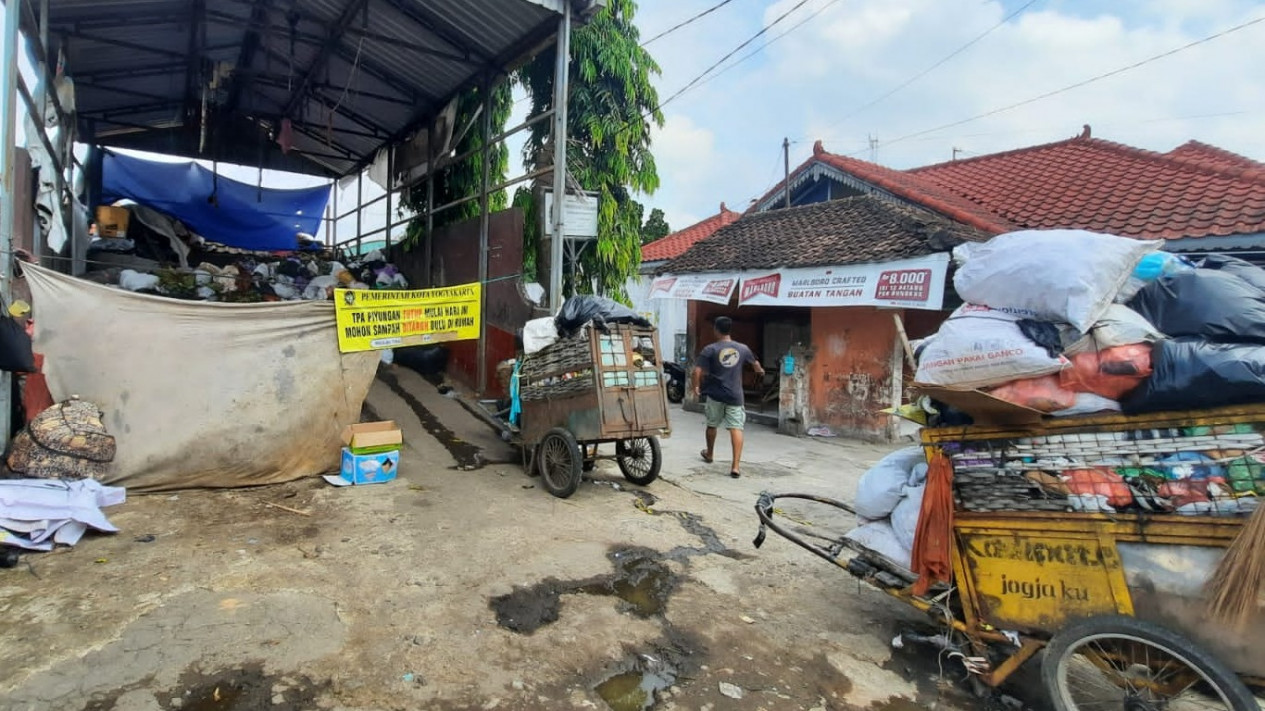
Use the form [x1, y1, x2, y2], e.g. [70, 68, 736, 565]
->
[377, 369, 483, 469]
[80, 663, 325, 711]
[595, 665, 676, 711]
[490, 546, 675, 633]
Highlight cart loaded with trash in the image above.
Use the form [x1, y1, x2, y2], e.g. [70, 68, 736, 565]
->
[488, 296, 671, 498]
[755, 229, 1265, 710]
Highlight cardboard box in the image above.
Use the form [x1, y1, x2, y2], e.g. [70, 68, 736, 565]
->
[342, 421, 402, 454]
[339, 447, 400, 485]
[913, 384, 1046, 427]
[95, 205, 130, 238]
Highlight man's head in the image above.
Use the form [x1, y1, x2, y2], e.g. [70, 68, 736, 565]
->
[713, 316, 733, 337]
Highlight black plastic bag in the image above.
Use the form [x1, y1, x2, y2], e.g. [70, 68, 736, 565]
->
[1123, 338, 1265, 414]
[1018, 319, 1063, 358]
[0, 318, 34, 373]
[393, 345, 449, 376]
[1197, 254, 1265, 292]
[1129, 269, 1265, 344]
[555, 295, 651, 337]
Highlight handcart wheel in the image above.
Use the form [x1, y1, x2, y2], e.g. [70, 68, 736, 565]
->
[1041, 615, 1257, 711]
[616, 437, 661, 486]
[536, 428, 583, 498]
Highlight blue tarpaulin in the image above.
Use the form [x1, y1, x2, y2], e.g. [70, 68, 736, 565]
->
[101, 151, 331, 251]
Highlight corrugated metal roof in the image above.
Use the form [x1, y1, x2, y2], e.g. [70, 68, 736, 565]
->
[35, 0, 572, 177]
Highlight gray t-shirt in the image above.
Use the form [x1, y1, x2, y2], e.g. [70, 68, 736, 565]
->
[697, 340, 756, 406]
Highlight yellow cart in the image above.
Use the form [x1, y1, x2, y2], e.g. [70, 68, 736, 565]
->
[755, 404, 1265, 711]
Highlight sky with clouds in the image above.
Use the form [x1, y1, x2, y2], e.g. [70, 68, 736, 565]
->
[618, 0, 1265, 231]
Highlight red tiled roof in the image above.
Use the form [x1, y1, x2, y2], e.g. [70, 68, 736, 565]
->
[1166, 140, 1265, 175]
[909, 134, 1265, 240]
[753, 133, 1265, 241]
[641, 204, 741, 262]
[665, 195, 988, 274]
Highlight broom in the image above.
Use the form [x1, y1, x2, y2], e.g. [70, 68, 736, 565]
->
[1205, 503, 1265, 629]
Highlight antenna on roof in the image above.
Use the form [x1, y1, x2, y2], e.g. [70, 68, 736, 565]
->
[868, 134, 879, 164]
[952, 147, 963, 161]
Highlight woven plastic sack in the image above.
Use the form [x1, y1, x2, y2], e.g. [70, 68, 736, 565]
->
[915, 305, 1067, 389]
[854, 447, 925, 520]
[1059, 304, 1163, 355]
[1060, 343, 1153, 400]
[891, 484, 925, 551]
[987, 375, 1076, 413]
[953, 230, 1161, 332]
[7, 399, 116, 480]
[844, 520, 911, 570]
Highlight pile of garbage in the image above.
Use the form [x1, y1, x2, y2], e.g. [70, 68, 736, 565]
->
[846, 447, 928, 569]
[108, 249, 409, 303]
[912, 229, 1265, 419]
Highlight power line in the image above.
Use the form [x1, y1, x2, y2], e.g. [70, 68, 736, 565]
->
[859, 14, 1265, 156]
[642, 0, 740, 46]
[654, 0, 816, 116]
[687, 0, 847, 95]
[814, 0, 1042, 138]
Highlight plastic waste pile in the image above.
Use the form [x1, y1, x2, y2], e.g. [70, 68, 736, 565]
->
[912, 229, 1265, 418]
[110, 249, 409, 303]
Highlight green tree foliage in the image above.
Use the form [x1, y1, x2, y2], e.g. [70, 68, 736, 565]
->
[641, 207, 670, 245]
[401, 82, 513, 247]
[518, 0, 663, 301]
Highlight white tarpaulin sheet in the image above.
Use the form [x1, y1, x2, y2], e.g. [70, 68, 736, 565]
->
[24, 265, 379, 491]
[647, 274, 737, 304]
[738, 253, 950, 310]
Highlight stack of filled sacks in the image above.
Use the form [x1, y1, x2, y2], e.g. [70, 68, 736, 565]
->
[844, 447, 928, 570]
[912, 229, 1260, 416]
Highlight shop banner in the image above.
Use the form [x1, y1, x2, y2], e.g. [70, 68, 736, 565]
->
[647, 274, 737, 304]
[738, 253, 950, 310]
[335, 283, 482, 352]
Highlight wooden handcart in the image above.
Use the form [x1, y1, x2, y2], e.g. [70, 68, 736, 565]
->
[507, 323, 671, 498]
[756, 404, 1265, 710]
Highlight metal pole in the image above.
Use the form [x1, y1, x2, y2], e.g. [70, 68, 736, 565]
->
[384, 148, 393, 255]
[424, 124, 434, 287]
[0, 0, 24, 447]
[355, 171, 363, 240]
[548, 1, 570, 312]
[477, 79, 492, 395]
[783, 137, 790, 209]
[37, 0, 47, 120]
[331, 178, 339, 246]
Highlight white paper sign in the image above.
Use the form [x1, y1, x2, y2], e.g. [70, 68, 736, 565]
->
[738, 253, 949, 310]
[648, 274, 737, 305]
[543, 190, 599, 238]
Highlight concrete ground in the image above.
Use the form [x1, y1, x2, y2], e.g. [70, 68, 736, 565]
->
[0, 367, 1011, 711]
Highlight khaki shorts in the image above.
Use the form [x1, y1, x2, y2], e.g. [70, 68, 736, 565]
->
[705, 400, 746, 430]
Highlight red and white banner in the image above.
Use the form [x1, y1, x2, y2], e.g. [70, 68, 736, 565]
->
[738, 253, 949, 310]
[647, 274, 737, 305]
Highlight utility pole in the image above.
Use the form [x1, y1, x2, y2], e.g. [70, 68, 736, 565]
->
[548, 2, 572, 313]
[782, 137, 790, 209]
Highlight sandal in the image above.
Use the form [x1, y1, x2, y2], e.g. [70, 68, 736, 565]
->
[700, 449, 713, 463]
[730, 471, 741, 479]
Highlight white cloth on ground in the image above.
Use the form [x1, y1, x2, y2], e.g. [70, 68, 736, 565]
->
[0, 479, 126, 551]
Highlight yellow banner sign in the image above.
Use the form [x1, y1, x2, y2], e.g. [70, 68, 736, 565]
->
[334, 283, 481, 353]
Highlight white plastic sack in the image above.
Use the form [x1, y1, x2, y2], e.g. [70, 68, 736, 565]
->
[914, 305, 1068, 389]
[953, 230, 1162, 332]
[1059, 304, 1163, 355]
[523, 316, 559, 355]
[855, 447, 926, 519]
[1051, 393, 1121, 417]
[119, 269, 160, 292]
[891, 484, 925, 551]
[844, 521, 912, 570]
[24, 265, 378, 492]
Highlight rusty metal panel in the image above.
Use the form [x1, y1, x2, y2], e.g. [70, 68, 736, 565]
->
[520, 392, 601, 444]
[956, 527, 1131, 633]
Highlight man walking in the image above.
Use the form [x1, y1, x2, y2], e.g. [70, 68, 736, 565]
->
[694, 316, 764, 478]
